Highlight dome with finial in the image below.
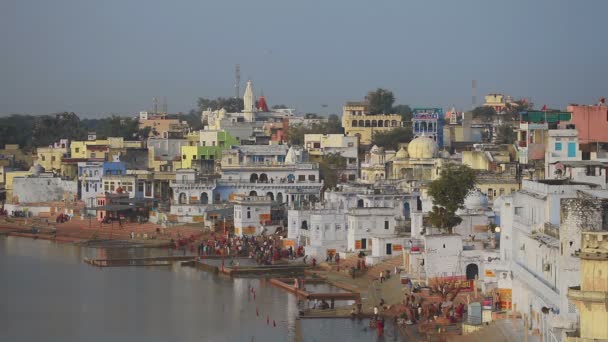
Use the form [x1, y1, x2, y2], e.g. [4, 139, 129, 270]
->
[463, 189, 489, 210]
[395, 146, 409, 159]
[407, 135, 438, 159]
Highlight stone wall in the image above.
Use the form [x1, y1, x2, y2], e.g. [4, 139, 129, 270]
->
[13, 177, 78, 204]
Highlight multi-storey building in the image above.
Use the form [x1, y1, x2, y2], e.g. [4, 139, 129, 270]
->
[567, 230, 608, 341]
[341, 102, 402, 145]
[497, 180, 608, 341]
[412, 108, 444, 147]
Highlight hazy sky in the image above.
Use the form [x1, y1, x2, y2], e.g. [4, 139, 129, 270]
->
[2, 0, 607, 118]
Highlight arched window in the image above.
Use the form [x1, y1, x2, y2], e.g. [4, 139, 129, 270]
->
[391, 120, 398, 127]
[365, 120, 371, 127]
[385, 120, 390, 127]
[247, 207, 251, 219]
[378, 120, 384, 127]
[301, 220, 308, 230]
[266, 192, 274, 201]
[200, 193, 208, 204]
[357, 199, 364, 208]
[178, 193, 187, 204]
[358, 120, 364, 127]
[259, 173, 268, 183]
[249, 190, 258, 196]
[421, 122, 427, 131]
[371, 120, 377, 127]
[250, 173, 259, 183]
[276, 192, 283, 203]
[352, 120, 358, 127]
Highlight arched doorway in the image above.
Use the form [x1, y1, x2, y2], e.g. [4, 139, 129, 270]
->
[249, 190, 258, 196]
[250, 173, 258, 183]
[276, 192, 283, 203]
[259, 173, 268, 183]
[466, 263, 479, 280]
[200, 193, 208, 204]
[266, 192, 274, 201]
[403, 202, 410, 219]
[178, 193, 187, 204]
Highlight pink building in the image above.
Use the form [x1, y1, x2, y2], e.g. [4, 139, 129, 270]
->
[567, 103, 608, 143]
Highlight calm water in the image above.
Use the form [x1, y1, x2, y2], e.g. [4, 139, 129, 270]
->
[0, 237, 402, 342]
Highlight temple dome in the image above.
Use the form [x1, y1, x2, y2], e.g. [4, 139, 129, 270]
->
[395, 146, 409, 159]
[407, 135, 438, 159]
[463, 189, 489, 210]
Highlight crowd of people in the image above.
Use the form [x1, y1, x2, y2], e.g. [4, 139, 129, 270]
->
[169, 232, 305, 265]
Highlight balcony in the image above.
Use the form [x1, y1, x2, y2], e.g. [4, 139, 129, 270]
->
[568, 286, 608, 304]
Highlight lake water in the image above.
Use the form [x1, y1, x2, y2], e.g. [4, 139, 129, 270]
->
[0, 237, 402, 342]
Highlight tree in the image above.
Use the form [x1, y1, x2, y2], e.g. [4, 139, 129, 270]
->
[366, 88, 395, 114]
[495, 124, 516, 144]
[427, 164, 476, 234]
[372, 127, 413, 150]
[319, 153, 346, 191]
[197, 97, 244, 113]
[32, 112, 88, 147]
[471, 106, 496, 121]
[392, 104, 412, 122]
[285, 116, 344, 146]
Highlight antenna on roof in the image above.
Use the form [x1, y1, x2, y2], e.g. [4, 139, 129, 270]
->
[153, 96, 158, 115]
[235, 64, 241, 98]
[471, 80, 477, 110]
[162, 97, 167, 114]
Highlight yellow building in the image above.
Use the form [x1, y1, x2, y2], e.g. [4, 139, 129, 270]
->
[567, 231, 608, 341]
[341, 102, 402, 145]
[36, 146, 68, 171]
[484, 94, 510, 113]
[70, 138, 144, 160]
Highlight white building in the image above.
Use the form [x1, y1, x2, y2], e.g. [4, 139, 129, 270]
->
[496, 179, 608, 341]
[233, 194, 273, 236]
[304, 134, 359, 181]
[545, 129, 607, 189]
[288, 183, 415, 263]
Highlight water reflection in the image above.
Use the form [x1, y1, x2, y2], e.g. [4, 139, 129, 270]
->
[0, 237, 401, 342]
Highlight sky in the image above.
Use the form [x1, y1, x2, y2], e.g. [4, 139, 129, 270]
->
[1, 0, 607, 118]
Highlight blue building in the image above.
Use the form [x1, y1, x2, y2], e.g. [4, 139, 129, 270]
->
[78, 161, 126, 209]
[412, 108, 444, 148]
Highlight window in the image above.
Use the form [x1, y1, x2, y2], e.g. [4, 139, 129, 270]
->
[298, 175, 306, 182]
[138, 182, 144, 192]
[324, 224, 330, 231]
[91, 153, 96, 158]
[308, 175, 315, 181]
[192, 155, 197, 160]
[499, 188, 505, 196]
[51, 156, 56, 162]
[104, 183, 109, 191]
[568, 142, 576, 158]
[75, 148, 80, 153]
[385, 220, 389, 230]
[202, 141, 206, 146]
[41, 155, 46, 161]
[347, 142, 354, 147]
[182, 155, 186, 160]
[555, 142, 562, 151]
[246, 207, 251, 219]
[335, 224, 341, 230]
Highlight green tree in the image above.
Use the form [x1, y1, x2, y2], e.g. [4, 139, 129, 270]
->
[32, 112, 87, 147]
[0, 114, 36, 148]
[197, 97, 243, 113]
[392, 104, 412, 122]
[495, 124, 517, 144]
[471, 106, 496, 121]
[427, 164, 476, 234]
[319, 153, 346, 191]
[366, 88, 395, 114]
[285, 115, 344, 145]
[372, 127, 413, 150]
